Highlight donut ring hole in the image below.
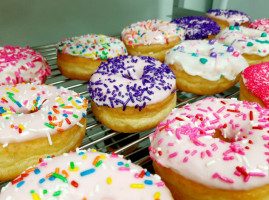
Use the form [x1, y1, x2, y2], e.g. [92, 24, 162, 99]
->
[213, 129, 232, 143]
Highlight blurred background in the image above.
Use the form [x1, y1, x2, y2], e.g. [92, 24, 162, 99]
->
[0, 0, 267, 47]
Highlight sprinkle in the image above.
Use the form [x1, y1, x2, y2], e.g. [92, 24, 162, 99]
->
[200, 58, 208, 64]
[130, 184, 145, 189]
[31, 193, 41, 200]
[53, 191, 62, 197]
[107, 177, 112, 185]
[169, 152, 178, 158]
[80, 168, 95, 176]
[52, 173, 68, 183]
[71, 180, 79, 188]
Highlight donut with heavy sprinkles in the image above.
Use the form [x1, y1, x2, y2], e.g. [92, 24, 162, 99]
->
[88, 55, 176, 133]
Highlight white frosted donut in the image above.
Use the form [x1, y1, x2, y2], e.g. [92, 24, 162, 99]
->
[88, 55, 176, 133]
[56, 34, 127, 80]
[206, 9, 250, 30]
[150, 97, 269, 199]
[0, 150, 174, 200]
[165, 39, 248, 95]
[0, 46, 51, 85]
[216, 26, 269, 65]
[0, 83, 88, 181]
[121, 19, 185, 61]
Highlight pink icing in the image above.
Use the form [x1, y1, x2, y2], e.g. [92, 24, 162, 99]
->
[0, 83, 87, 145]
[150, 97, 269, 190]
[121, 19, 185, 46]
[242, 62, 269, 107]
[0, 46, 51, 85]
[249, 19, 269, 33]
[0, 150, 173, 200]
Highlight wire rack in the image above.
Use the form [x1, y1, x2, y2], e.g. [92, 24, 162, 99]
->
[0, 42, 240, 189]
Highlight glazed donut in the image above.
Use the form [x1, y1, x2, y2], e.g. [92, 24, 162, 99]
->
[0, 45, 51, 85]
[171, 16, 220, 40]
[150, 97, 269, 200]
[240, 62, 269, 107]
[0, 83, 87, 181]
[216, 26, 269, 65]
[121, 19, 185, 62]
[165, 39, 248, 95]
[249, 19, 269, 33]
[88, 55, 176, 133]
[0, 149, 173, 200]
[56, 34, 127, 81]
[206, 9, 250, 30]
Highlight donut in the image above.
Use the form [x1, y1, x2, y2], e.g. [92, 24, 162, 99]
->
[121, 19, 185, 62]
[149, 97, 269, 200]
[56, 34, 127, 81]
[240, 62, 269, 107]
[0, 45, 51, 85]
[216, 26, 269, 65]
[0, 83, 87, 181]
[206, 9, 250, 30]
[165, 39, 248, 95]
[249, 19, 269, 33]
[0, 149, 173, 200]
[88, 55, 176, 133]
[171, 16, 220, 40]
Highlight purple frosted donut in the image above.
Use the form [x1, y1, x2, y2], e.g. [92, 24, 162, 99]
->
[88, 55, 176, 133]
[171, 16, 220, 40]
[206, 9, 251, 26]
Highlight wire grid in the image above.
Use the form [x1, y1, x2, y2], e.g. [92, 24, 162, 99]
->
[0, 43, 240, 189]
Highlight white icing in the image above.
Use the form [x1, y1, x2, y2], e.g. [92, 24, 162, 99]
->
[165, 40, 248, 81]
[150, 97, 269, 190]
[121, 19, 185, 45]
[0, 83, 87, 143]
[216, 26, 269, 56]
[0, 150, 173, 200]
[56, 34, 127, 59]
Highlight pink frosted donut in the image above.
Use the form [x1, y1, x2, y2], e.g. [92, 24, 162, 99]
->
[240, 62, 269, 107]
[0, 150, 173, 200]
[249, 19, 269, 33]
[0, 46, 51, 85]
[150, 97, 269, 199]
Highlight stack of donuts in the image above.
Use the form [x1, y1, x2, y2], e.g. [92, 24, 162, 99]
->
[1, 6, 269, 200]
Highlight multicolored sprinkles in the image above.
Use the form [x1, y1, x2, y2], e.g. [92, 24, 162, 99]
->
[216, 26, 269, 56]
[56, 34, 127, 60]
[0, 83, 87, 145]
[121, 19, 185, 46]
[0, 150, 173, 200]
[0, 46, 51, 85]
[150, 97, 269, 190]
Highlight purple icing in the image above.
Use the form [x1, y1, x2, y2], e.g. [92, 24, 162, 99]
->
[206, 9, 251, 26]
[88, 55, 176, 111]
[171, 16, 220, 40]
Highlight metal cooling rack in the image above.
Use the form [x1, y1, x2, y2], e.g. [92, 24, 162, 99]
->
[0, 43, 240, 189]
[32, 43, 240, 167]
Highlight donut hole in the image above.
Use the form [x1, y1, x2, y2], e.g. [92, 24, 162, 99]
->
[213, 129, 232, 143]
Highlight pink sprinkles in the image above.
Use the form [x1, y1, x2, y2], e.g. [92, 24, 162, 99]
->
[150, 97, 269, 189]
